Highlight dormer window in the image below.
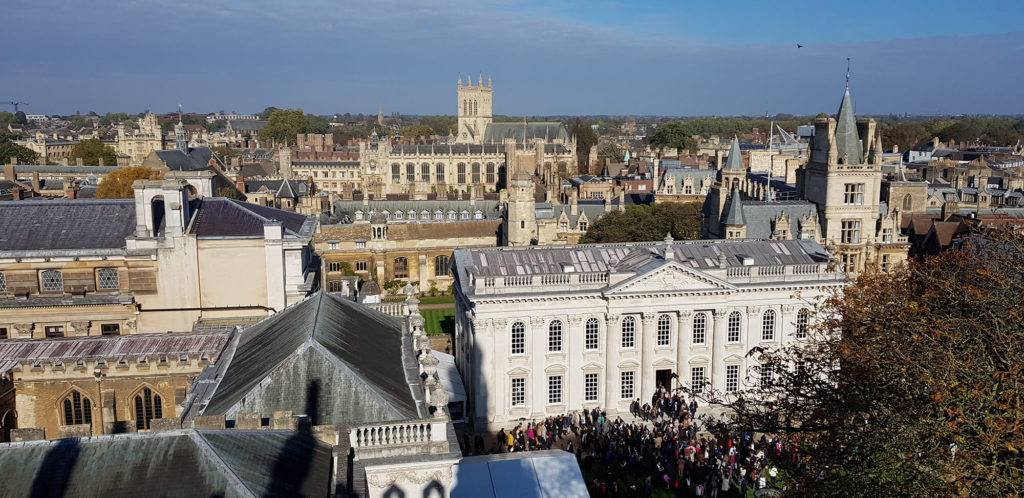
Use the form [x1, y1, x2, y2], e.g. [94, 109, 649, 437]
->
[394, 210, 403, 220]
[355, 210, 364, 221]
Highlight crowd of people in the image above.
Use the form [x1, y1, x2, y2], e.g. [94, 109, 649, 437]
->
[473, 386, 797, 497]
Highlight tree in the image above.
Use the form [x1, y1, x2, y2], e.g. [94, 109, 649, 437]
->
[211, 146, 240, 165]
[0, 135, 39, 164]
[95, 167, 160, 198]
[648, 121, 696, 154]
[68, 138, 117, 166]
[65, 114, 93, 129]
[257, 109, 311, 146]
[13, 111, 27, 125]
[579, 203, 702, 243]
[399, 124, 435, 142]
[596, 142, 625, 165]
[692, 228, 1024, 496]
[216, 187, 246, 200]
[259, 106, 280, 119]
[419, 115, 457, 135]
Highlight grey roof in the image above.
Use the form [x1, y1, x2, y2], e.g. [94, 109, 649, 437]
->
[0, 331, 229, 376]
[540, 201, 610, 226]
[188, 292, 425, 425]
[4, 165, 118, 175]
[722, 189, 746, 225]
[333, 199, 503, 221]
[0, 429, 333, 497]
[452, 450, 588, 498]
[0, 199, 135, 252]
[482, 122, 569, 143]
[724, 137, 745, 170]
[244, 179, 310, 198]
[658, 167, 716, 192]
[188, 198, 316, 238]
[455, 238, 829, 283]
[154, 146, 220, 172]
[739, 200, 820, 239]
[834, 89, 863, 165]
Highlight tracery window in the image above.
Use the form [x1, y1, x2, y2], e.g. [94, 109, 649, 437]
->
[134, 387, 163, 430]
[61, 390, 93, 426]
[41, 270, 62, 292]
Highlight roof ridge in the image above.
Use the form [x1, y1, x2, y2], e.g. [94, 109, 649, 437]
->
[189, 431, 258, 498]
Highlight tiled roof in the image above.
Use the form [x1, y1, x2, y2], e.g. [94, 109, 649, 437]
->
[0, 331, 229, 376]
[0, 199, 135, 252]
[188, 198, 316, 238]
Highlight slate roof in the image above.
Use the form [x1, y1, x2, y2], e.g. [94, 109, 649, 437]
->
[722, 189, 746, 225]
[724, 137, 745, 170]
[0, 199, 136, 253]
[658, 167, 715, 192]
[153, 146, 220, 172]
[243, 179, 309, 198]
[0, 331, 229, 376]
[188, 198, 316, 238]
[454, 238, 830, 286]
[739, 200, 820, 239]
[0, 429, 333, 497]
[186, 292, 425, 425]
[483, 122, 569, 143]
[834, 89, 864, 165]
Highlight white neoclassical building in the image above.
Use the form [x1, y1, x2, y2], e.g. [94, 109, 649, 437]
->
[450, 237, 847, 428]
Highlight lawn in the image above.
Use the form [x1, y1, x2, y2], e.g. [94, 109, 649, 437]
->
[418, 295, 455, 305]
[420, 308, 455, 335]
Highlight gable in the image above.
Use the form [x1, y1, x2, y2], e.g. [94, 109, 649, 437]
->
[607, 262, 734, 295]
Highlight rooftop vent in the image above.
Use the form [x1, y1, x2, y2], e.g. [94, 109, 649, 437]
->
[738, 255, 755, 266]
[559, 262, 576, 273]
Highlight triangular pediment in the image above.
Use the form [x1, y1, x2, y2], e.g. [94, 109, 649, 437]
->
[607, 261, 734, 295]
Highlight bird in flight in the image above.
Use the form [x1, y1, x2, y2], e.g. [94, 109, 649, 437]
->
[796, 43, 804, 48]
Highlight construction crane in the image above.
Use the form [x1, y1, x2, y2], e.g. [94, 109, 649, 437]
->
[4, 101, 29, 113]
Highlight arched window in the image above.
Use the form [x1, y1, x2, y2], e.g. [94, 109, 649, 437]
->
[41, 270, 63, 292]
[796, 309, 809, 339]
[692, 313, 707, 345]
[61, 390, 92, 426]
[436, 164, 445, 183]
[434, 255, 449, 277]
[473, 100, 478, 115]
[657, 314, 671, 346]
[457, 163, 467, 184]
[902, 194, 912, 211]
[621, 316, 635, 349]
[391, 164, 401, 184]
[548, 320, 563, 352]
[133, 387, 163, 430]
[727, 311, 742, 343]
[393, 257, 408, 279]
[486, 163, 496, 184]
[463, 100, 468, 115]
[511, 322, 525, 355]
[471, 163, 481, 184]
[406, 163, 415, 183]
[585, 318, 599, 350]
[420, 163, 430, 182]
[762, 309, 776, 341]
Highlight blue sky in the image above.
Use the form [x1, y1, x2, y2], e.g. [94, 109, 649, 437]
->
[4, 0, 1023, 116]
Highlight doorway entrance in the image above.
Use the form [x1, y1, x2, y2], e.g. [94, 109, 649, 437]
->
[655, 369, 673, 392]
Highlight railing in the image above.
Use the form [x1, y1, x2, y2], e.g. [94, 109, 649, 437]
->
[726, 267, 750, 277]
[541, 274, 569, 285]
[793, 264, 820, 275]
[759, 265, 785, 276]
[578, 272, 608, 284]
[351, 420, 434, 448]
[368, 302, 407, 316]
[503, 275, 531, 286]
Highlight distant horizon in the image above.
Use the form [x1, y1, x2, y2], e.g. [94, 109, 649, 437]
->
[5, 1, 1023, 116]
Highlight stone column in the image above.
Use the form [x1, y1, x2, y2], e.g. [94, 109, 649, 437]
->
[604, 314, 620, 409]
[640, 312, 656, 402]
[675, 311, 692, 392]
[567, 315, 584, 408]
[712, 309, 730, 393]
[489, 318, 506, 426]
[529, 316, 547, 416]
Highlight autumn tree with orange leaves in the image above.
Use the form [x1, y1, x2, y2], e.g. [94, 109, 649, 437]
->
[690, 228, 1023, 497]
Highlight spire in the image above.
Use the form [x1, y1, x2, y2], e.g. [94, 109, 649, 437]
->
[871, 129, 884, 164]
[834, 87, 863, 165]
[478, 73, 482, 86]
[722, 187, 746, 226]
[723, 136, 744, 170]
[487, 75, 492, 87]
[458, 74, 462, 86]
[175, 104, 187, 152]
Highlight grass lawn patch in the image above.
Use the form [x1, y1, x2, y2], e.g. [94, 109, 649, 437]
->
[418, 295, 455, 305]
[420, 308, 455, 335]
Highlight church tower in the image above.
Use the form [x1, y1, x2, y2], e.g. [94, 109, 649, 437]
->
[702, 137, 747, 238]
[504, 170, 537, 246]
[800, 77, 884, 273]
[175, 105, 188, 152]
[456, 74, 493, 144]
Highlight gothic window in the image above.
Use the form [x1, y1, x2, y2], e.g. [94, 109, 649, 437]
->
[762, 309, 776, 341]
[355, 261, 367, 272]
[902, 194, 913, 211]
[434, 255, 449, 277]
[657, 314, 671, 346]
[406, 163, 415, 183]
[463, 100, 468, 116]
[796, 309, 809, 339]
[393, 257, 408, 279]
[421, 163, 430, 182]
[727, 311, 742, 343]
[457, 163, 466, 184]
[692, 312, 707, 345]
[471, 163, 481, 183]
[578, 220, 588, 231]
[511, 322, 525, 355]
[621, 316, 635, 349]
[41, 270, 62, 292]
[486, 163, 495, 184]
[391, 164, 401, 184]
[559, 220, 568, 232]
[133, 387, 163, 430]
[328, 280, 342, 292]
[548, 320, 563, 352]
[436, 164, 445, 183]
[585, 318, 599, 350]
[61, 390, 93, 426]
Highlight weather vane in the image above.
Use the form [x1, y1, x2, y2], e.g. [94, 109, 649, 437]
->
[845, 58, 851, 90]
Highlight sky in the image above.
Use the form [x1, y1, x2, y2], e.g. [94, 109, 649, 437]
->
[4, 0, 1023, 117]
